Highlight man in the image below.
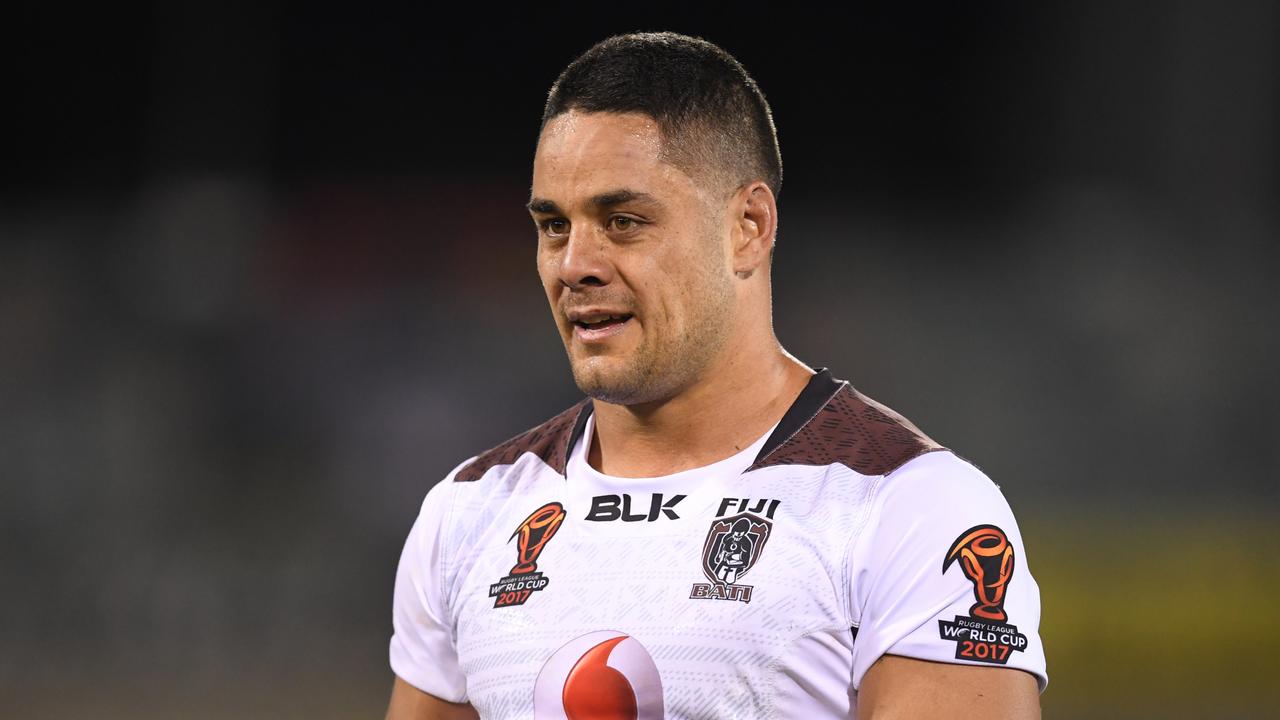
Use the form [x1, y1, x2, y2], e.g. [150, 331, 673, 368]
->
[387, 32, 1046, 719]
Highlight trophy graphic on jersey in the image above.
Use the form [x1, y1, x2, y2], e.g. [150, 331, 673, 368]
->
[690, 509, 773, 604]
[489, 501, 566, 608]
[943, 524, 1014, 621]
[510, 501, 566, 575]
[936, 523, 1029, 664]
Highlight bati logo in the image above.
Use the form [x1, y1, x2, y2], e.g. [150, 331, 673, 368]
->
[937, 524, 1030, 665]
[489, 502, 565, 609]
[689, 498, 780, 604]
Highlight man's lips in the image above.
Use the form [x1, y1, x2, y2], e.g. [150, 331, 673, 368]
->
[565, 308, 635, 343]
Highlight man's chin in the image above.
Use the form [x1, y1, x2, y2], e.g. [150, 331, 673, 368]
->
[569, 358, 654, 405]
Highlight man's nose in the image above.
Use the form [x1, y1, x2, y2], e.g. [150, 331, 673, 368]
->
[558, 225, 614, 289]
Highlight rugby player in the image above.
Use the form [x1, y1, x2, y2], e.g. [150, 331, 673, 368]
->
[386, 31, 1046, 719]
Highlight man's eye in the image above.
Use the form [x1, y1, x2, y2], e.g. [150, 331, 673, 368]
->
[609, 216, 638, 232]
[540, 219, 569, 236]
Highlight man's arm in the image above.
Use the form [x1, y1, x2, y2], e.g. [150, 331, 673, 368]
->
[857, 655, 1040, 720]
[385, 677, 479, 720]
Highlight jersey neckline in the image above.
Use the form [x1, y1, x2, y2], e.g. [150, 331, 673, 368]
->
[561, 368, 844, 486]
[568, 411, 779, 489]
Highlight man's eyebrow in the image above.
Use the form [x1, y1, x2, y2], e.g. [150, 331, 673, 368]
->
[590, 189, 659, 208]
[526, 189, 660, 214]
[526, 198, 561, 214]
[524, 196, 560, 212]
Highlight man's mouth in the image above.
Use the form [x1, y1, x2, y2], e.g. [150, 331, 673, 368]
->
[567, 311, 635, 342]
[572, 313, 633, 332]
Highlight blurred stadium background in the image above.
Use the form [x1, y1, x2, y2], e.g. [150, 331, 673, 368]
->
[4, 3, 1277, 718]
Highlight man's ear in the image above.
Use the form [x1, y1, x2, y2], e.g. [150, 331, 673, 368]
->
[730, 181, 777, 279]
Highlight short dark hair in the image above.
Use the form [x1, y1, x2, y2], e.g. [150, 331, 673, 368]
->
[541, 32, 783, 198]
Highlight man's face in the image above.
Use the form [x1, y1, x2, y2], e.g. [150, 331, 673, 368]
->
[530, 111, 736, 405]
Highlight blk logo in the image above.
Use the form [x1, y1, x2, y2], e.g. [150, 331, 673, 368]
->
[586, 493, 686, 522]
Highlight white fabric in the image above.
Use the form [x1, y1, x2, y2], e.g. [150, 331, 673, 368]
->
[389, 460, 471, 702]
[389, 412, 1047, 718]
[847, 451, 1047, 689]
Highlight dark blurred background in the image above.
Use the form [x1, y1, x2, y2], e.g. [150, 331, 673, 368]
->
[4, 2, 1277, 718]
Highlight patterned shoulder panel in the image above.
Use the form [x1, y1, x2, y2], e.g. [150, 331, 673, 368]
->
[453, 399, 593, 482]
[747, 382, 944, 476]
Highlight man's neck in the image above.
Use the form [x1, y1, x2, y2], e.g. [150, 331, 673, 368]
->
[587, 348, 813, 478]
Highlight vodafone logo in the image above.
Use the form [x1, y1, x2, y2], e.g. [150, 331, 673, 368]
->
[534, 630, 664, 720]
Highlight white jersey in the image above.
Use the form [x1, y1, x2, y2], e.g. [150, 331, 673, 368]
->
[390, 369, 1047, 718]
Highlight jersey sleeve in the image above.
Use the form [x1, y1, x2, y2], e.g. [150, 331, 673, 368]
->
[389, 463, 472, 702]
[847, 450, 1047, 691]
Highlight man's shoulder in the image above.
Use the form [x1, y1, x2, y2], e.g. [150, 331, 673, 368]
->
[452, 398, 593, 483]
[749, 376, 945, 477]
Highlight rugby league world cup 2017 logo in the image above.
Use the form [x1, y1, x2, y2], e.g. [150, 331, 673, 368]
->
[489, 502, 566, 609]
[937, 524, 1029, 665]
[690, 497, 781, 604]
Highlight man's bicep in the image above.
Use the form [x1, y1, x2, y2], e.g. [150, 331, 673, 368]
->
[857, 655, 1040, 720]
[385, 676, 479, 720]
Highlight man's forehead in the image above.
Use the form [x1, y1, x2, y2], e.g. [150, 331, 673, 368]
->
[534, 111, 666, 176]
[531, 110, 704, 208]
[537, 110, 663, 152]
